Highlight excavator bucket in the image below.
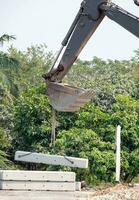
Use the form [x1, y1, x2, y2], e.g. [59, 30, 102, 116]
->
[47, 82, 95, 112]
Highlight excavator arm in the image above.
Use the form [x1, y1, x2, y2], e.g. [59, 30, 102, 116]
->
[43, 0, 107, 82]
[101, 2, 139, 38]
[43, 0, 139, 112]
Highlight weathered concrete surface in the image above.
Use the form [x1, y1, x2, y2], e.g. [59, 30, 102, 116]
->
[0, 181, 76, 191]
[15, 151, 88, 169]
[0, 170, 75, 182]
[0, 190, 91, 200]
[1, 185, 139, 200]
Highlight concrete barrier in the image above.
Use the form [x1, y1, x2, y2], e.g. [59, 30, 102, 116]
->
[15, 151, 88, 169]
[0, 170, 76, 191]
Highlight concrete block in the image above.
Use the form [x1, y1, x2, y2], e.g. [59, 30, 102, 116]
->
[0, 181, 75, 191]
[15, 151, 88, 168]
[75, 182, 81, 191]
[0, 170, 75, 182]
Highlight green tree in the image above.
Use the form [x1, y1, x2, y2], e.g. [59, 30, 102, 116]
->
[0, 34, 20, 99]
[65, 55, 138, 109]
[7, 46, 139, 184]
[75, 95, 139, 182]
[12, 85, 52, 152]
[54, 128, 115, 184]
[110, 95, 139, 182]
[8, 44, 53, 92]
[0, 127, 12, 168]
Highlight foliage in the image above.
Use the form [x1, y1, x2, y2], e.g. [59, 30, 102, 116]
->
[75, 95, 139, 182]
[0, 34, 16, 46]
[0, 127, 12, 169]
[0, 150, 10, 169]
[12, 84, 139, 183]
[0, 34, 20, 99]
[110, 95, 139, 151]
[12, 85, 52, 152]
[65, 57, 138, 109]
[54, 128, 115, 184]
[8, 44, 53, 91]
[0, 42, 139, 184]
[0, 35, 19, 168]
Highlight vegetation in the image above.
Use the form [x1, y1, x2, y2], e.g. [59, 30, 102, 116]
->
[0, 39, 138, 185]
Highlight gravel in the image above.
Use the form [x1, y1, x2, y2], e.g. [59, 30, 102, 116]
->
[87, 184, 139, 200]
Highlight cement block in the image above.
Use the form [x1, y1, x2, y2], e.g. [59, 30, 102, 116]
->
[75, 182, 81, 191]
[0, 170, 75, 182]
[15, 151, 88, 168]
[0, 181, 75, 191]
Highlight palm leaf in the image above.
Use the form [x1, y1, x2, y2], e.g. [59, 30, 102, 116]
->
[0, 34, 16, 46]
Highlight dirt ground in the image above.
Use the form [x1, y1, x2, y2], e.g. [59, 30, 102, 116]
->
[86, 184, 139, 200]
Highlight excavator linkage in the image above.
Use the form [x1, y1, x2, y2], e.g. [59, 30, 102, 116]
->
[43, 0, 139, 112]
[44, 0, 107, 112]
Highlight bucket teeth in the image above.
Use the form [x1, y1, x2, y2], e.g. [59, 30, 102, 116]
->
[47, 82, 95, 112]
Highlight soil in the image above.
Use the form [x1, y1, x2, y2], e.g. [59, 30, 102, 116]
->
[87, 184, 139, 200]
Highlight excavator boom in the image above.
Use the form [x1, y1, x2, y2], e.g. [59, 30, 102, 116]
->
[43, 0, 108, 83]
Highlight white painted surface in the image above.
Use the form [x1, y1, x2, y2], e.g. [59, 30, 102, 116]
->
[0, 170, 75, 182]
[75, 182, 81, 191]
[0, 181, 75, 191]
[116, 125, 121, 182]
[15, 151, 88, 169]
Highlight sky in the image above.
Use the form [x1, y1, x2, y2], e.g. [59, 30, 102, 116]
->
[0, 0, 139, 61]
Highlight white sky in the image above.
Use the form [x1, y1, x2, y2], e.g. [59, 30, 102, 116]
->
[0, 0, 139, 60]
